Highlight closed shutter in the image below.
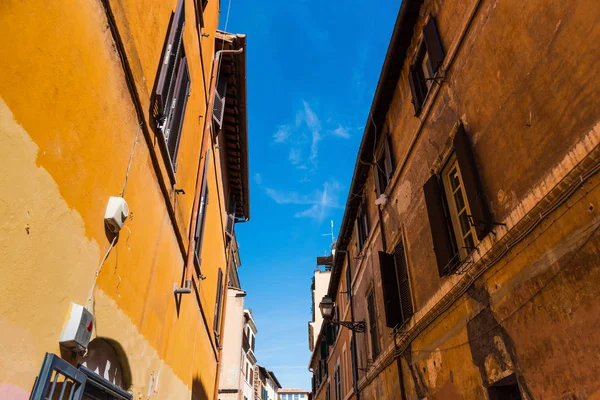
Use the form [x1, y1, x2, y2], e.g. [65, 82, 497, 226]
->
[320, 339, 328, 359]
[373, 163, 382, 197]
[194, 150, 211, 264]
[453, 124, 491, 240]
[408, 66, 423, 116]
[378, 251, 402, 328]
[394, 242, 413, 323]
[153, 0, 185, 122]
[423, 17, 445, 73]
[213, 268, 223, 333]
[326, 325, 335, 346]
[423, 175, 458, 275]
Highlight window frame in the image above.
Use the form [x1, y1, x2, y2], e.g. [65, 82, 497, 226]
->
[194, 150, 211, 274]
[441, 155, 480, 260]
[374, 134, 395, 196]
[355, 203, 369, 253]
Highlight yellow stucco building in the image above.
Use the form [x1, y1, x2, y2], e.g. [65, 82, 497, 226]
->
[0, 0, 248, 398]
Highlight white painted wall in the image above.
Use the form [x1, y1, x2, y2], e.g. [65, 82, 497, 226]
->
[218, 288, 246, 400]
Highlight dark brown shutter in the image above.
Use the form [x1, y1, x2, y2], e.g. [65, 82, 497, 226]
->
[345, 257, 352, 300]
[408, 66, 423, 116]
[213, 268, 223, 332]
[373, 164, 382, 196]
[423, 17, 445, 73]
[384, 135, 394, 180]
[350, 336, 358, 386]
[320, 339, 328, 359]
[326, 325, 335, 345]
[154, 0, 185, 121]
[453, 124, 491, 240]
[378, 251, 402, 328]
[423, 175, 457, 275]
[394, 242, 413, 323]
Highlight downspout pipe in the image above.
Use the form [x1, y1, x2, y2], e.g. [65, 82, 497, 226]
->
[175, 46, 244, 295]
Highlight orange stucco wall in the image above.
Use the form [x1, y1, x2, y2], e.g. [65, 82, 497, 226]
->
[0, 0, 231, 398]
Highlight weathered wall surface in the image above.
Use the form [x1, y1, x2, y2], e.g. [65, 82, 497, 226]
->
[337, 0, 600, 398]
[0, 0, 228, 398]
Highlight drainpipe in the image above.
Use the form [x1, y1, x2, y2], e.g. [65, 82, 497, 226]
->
[175, 46, 244, 294]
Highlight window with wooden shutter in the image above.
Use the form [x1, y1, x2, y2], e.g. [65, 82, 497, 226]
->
[194, 150, 211, 270]
[213, 268, 224, 339]
[374, 135, 395, 196]
[345, 257, 352, 300]
[408, 16, 445, 117]
[356, 204, 369, 252]
[213, 75, 227, 129]
[424, 174, 459, 275]
[378, 251, 402, 328]
[366, 291, 379, 359]
[394, 241, 413, 324]
[152, 0, 190, 172]
[350, 336, 358, 388]
[453, 124, 491, 240]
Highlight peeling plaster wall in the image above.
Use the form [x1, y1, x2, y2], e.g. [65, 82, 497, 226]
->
[0, 0, 227, 398]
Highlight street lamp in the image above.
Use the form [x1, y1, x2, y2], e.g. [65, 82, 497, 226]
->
[319, 296, 366, 333]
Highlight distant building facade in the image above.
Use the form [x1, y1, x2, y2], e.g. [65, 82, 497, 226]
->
[279, 388, 311, 400]
[0, 0, 248, 399]
[308, 262, 332, 352]
[310, 0, 600, 399]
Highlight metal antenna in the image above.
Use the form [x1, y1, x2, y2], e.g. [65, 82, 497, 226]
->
[322, 220, 335, 245]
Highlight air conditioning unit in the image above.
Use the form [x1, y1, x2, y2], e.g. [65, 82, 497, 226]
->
[59, 303, 94, 352]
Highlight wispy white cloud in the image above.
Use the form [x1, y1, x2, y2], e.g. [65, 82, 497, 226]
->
[254, 173, 263, 185]
[332, 125, 351, 139]
[289, 148, 302, 165]
[273, 124, 291, 143]
[303, 101, 322, 166]
[265, 180, 343, 221]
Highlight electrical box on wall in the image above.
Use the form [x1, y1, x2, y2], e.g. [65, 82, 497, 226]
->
[104, 196, 129, 233]
[59, 303, 94, 352]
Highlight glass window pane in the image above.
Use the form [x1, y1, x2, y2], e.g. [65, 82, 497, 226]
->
[449, 167, 460, 190]
[453, 187, 466, 212]
[458, 211, 471, 236]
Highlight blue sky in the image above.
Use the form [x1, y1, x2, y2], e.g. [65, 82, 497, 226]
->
[221, 0, 400, 389]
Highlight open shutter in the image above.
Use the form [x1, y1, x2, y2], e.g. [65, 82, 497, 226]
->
[153, 0, 185, 121]
[453, 124, 491, 240]
[194, 150, 211, 263]
[31, 353, 86, 400]
[423, 17, 445, 73]
[165, 58, 191, 168]
[373, 164, 382, 196]
[423, 175, 458, 275]
[378, 251, 402, 328]
[394, 242, 413, 323]
[408, 66, 423, 116]
[350, 336, 358, 388]
[345, 257, 352, 300]
[213, 76, 227, 128]
[213, 268, 223, 333]
[384, 135, 394, 180]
